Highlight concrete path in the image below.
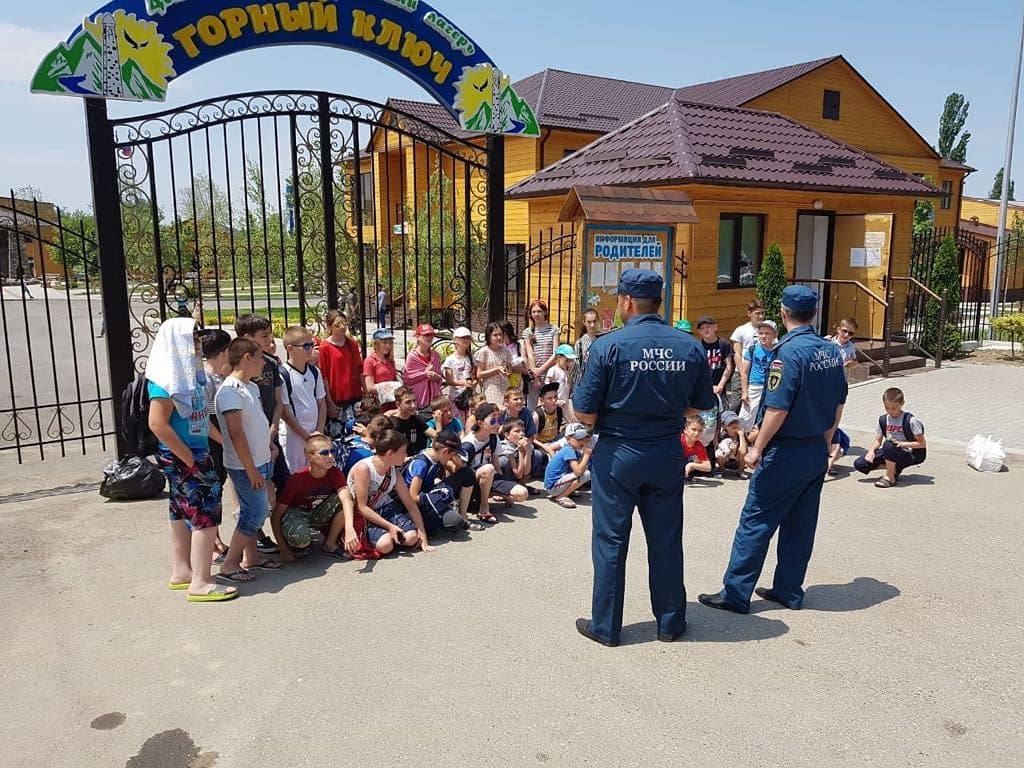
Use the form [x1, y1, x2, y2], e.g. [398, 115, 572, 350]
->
[1, 435, 1022, 767]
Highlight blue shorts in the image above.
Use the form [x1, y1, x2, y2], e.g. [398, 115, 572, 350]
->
[366, 501, 417, 547]
[226, 462, 273, 537]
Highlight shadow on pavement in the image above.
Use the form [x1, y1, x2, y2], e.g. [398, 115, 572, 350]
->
[800, 576, 900, 612]
[617, 612, 789, 646]
[856, 474, 935, 487]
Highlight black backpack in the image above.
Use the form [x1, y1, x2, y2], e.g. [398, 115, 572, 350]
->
[121, 373, 159, 457]
[878, 411, 927, 464]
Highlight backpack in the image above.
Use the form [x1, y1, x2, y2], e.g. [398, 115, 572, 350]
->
[281, 362, 320, 412]
[878, 411, 926, 464]
[534, 405, 564, 441]
[121, 373, 159, 457]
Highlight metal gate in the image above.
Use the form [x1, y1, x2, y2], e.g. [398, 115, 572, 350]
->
[908, 225, 989, 342]
[0, 194, 112, 462]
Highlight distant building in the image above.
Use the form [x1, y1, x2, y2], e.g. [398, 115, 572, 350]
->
[0, 197, 60, 281]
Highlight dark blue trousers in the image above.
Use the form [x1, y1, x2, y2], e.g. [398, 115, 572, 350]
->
[721, 439, 827, 610]
[590, 436, 686, 643]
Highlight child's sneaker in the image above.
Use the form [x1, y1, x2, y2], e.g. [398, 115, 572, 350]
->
[256, 531, 279, 554]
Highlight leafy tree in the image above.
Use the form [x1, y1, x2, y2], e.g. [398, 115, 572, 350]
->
[913, 174, 936, 237]
[991, 312, 1024, 357]
[920, 234, 962, 358]
[937, 93, 970, 162]
[756, 241, 786, 329]
[52, 209, 99, 277]
[989, 167, 1015, 201]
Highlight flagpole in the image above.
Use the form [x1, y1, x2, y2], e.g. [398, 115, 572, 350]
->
[992, 6, 1024, 335]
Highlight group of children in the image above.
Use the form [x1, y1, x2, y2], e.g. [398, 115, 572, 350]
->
[146, 299, 928, 603]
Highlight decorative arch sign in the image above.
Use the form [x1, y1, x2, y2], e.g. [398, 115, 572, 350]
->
[30, 0, 540, 136]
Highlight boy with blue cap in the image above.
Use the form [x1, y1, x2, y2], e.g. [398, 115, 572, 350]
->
[572, 267, 716, 646]
[699, 284, 847, 614]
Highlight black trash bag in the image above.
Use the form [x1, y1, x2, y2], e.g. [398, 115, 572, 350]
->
[99, 455, 166, 501]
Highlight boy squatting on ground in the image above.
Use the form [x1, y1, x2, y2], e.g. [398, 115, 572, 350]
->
[270, 433, 358, 563]
[403, 429, 484, 532]
[543, 422, 593, 509]
[714, 410, 749, 479]
[854, 387, 926, 488]
[347, 429, 434, 555]
[215, 337, 284, 583]
[463, 402, 530, 523]
[278, 325, 327, 474]
[680, 414, 712, 482]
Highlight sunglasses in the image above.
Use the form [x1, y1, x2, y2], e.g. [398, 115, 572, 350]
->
[310, 448, 332, 457]
[291, 342, 315, 350]
[837, 329, 854, 335]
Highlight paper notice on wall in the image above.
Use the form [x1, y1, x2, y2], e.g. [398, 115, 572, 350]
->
[864, 231, 886, 249]
[604, 261, 619, 290]
[589, 261, 606, 288]
[651, 261, 665, 278]
[850, 248, 866, 267]
[865, 247, 882, 267]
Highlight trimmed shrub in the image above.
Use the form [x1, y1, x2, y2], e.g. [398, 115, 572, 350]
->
[756, 242, 786, 329]
[920, 234, 962, 358]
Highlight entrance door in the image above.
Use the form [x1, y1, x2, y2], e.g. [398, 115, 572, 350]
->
[794, 213, 831, 334]
[829, 214, 893, 339]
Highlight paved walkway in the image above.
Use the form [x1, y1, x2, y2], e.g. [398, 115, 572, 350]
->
[843, 362, 1024, 455]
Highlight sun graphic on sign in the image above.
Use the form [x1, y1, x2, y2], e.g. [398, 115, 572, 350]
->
[453, 63, 495, 131]
[83, 11, 176, 91]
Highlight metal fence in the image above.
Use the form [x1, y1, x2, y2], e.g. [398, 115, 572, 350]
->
[0, 193, 112, 462]
[909, 226, 989, 341]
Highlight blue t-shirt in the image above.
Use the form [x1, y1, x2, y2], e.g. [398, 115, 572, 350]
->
[403, 451, 442, 492]
[502, 408, 537, 438]
[147, 380, 209, 450]
[544, 443, 580, 490]
[743, 343, 775, 386]
[425, 417, 464, 445]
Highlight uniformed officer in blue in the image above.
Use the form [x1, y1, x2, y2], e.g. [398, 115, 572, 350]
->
[698, 285, 847, 614]
[572, 268, 715, 646]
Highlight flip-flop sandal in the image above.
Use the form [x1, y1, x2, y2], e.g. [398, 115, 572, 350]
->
[168, 580, 191, 591]
[245, 560, 282, 571]
[875, 478, 896, 488]
[553, 497, 577, 509]
[477, 510, 499, 525]
[186, 584, 238, 603]
[466, 520, 486, 531]
[323, 546, 353, 560]
[211, 552, 227, 565]
[218, 569, 256, 583]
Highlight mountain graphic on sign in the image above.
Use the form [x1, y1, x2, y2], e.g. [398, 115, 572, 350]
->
[32, 29, 104, 96]
[500, 84, 539, 137]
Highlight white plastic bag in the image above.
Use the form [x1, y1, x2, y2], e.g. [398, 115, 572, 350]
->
[965, 434, 1006, 473]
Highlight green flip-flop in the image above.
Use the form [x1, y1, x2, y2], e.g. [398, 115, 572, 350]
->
[186, 585, 238, 603]
[168, 580, 191, 591]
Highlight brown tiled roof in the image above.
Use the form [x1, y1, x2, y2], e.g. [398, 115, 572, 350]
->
[673, 57, 838, 107]
[940, 157, 976, 173]
[959, 218, 996, 238]
[507, 97, 943, 199]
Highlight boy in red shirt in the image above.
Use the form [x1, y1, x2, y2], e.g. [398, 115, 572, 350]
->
[681, 414, 711, 482]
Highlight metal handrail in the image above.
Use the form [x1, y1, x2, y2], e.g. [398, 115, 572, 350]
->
[788, 277, 892, 376]
[889, 276, 948, 369]
[889, 275, 941, 302]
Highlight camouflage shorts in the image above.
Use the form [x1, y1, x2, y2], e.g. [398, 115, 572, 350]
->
[281, 495, 341, 549]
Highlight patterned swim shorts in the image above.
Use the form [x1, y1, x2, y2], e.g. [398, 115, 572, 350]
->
[157, 448, 223, 530]
[281, 495, 341, 549]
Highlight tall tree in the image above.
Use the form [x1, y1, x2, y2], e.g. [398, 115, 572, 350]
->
[989, 167, 1015, 201]
[755, 242, 787, 330]
[937, 93, 970, 163]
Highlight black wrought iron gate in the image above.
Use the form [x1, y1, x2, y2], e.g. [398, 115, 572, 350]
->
[83, 90, 504, 458]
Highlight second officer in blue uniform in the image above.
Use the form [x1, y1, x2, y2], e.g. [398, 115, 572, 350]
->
[572, 268, 715, 646]
[699, 285, 847, 613]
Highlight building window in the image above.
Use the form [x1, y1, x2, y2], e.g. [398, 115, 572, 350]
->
[358, 169, 374, 225]
[823, 89, 841, 120]
[505, 243, 526, 305]
[941, 180, 952, 210]
[717, 214, 764, 290]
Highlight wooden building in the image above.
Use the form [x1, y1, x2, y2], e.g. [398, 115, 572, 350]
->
[0, 197, 60, 281]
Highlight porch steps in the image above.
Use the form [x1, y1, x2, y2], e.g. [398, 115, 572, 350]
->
[853, 341, 929, 377]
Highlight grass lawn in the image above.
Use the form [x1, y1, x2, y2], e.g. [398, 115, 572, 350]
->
[203, 307, 321, 336]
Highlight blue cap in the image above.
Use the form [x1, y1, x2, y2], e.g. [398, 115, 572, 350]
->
[372, 327, 395, 341]
[617, 268, 663, 299]
[782, 285, 819, 313]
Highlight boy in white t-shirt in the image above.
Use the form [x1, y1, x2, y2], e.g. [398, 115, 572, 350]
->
[727, 299, 765, 412]
[279, 325, 326, 473]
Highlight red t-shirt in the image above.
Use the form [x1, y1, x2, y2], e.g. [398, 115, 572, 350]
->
[680, 434, 709, 464]
[278, 466, 345, 512]
[318, 337, 363, 404]
[363, 352, 397, 386]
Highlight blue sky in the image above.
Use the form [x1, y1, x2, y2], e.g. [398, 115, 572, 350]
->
[0, 0, 1020, 210]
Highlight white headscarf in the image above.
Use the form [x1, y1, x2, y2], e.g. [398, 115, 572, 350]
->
[145, 317, 202, 418]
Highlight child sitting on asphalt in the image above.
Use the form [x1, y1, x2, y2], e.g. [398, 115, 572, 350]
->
[714, 410, 749, 479]
[543, 422, 593, 509]
[497, 419, 533, 485]
[463, 402, 530, 523]
[827, 427, 851, 477]
[279, 325, 327, 473]
[533, 382, 565, 458]
[854, 387, 926, 487]
[739, 319, 778, 432]
[391, 386, 429, 454]
[681, 414, 712, 482]
[271, 433, 356, 562]
[347, 429, 433, 555]
[502, 386, 546, 480]
[215, 337, 283, 584]
[403, 429, 482, 533]
[461, 393, 489, 433]
[425, 394, 464, 442]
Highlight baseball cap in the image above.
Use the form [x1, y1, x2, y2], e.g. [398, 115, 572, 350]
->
[756, 319, 778, 332]
[617, 267, 663, 299]
[459, 442, 476, 465]
[696, 315, 716, 328]
[782, 284, 819, 313]
[452, 326, 472, 338]
[433, 430, 469, 461]
[539, 382, 560, 397]
[674, 319, 692, 333]
[372, 327, 395, 341]
[414, 323, 436, 337]
[720, 410, 740, 426]
[554, 343, 577, 359]
[564, 422, 589, 440]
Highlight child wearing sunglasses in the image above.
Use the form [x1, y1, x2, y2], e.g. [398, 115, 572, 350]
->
[271, 434, 357, 562]
[826, 317, 859, 371]
[279, 325, 327, 473]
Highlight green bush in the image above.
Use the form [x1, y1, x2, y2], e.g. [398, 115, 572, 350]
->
[756, 241, 786, 329]
[991, 313, 1024, 358]
[920, 235, 962, 358]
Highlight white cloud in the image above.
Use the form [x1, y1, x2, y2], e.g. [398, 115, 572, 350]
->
[0, 23, 62, 87]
